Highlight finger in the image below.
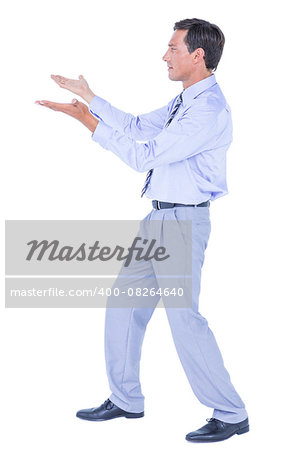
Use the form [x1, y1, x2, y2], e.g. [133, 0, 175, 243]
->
[72, 98, 78, 104]
[35, 100, 51, 106]
[51, 74, 66, 81]
[35, 100, 56, 109]
[35, 100, 69, 111]
[79, 75, 83, 80]
[51, 74, 67, 85]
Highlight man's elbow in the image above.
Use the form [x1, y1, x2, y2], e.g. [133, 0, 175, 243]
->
[135, 162, 147, 173]
[134, 159, 155, 173]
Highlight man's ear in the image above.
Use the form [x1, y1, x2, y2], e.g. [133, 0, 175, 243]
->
[194, 47, 205, 63]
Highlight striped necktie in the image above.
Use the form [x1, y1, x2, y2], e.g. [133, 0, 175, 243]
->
[141, 92, 183, 197]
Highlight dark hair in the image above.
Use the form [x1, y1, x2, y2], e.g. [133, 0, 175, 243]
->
[173, 18, 225, 71]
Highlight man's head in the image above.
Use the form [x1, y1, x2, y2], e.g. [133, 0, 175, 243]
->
[162, 18, 225, 88]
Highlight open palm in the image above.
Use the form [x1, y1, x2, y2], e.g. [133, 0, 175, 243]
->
[35, 98, 88, 118]
[51, 74, 89, 97]
[35, 98, 99, 132]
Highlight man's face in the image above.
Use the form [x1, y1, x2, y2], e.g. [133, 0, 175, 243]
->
[162, 29, 195, 82]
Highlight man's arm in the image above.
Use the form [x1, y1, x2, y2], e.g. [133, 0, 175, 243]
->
[89, 96, 169, 141]
[51, 74, 170, 140]
[90, 104, 231, 172]
[35, 98, 231, 173]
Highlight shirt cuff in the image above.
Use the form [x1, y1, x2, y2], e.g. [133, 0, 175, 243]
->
[91, 119, 114, 149]
[89, 95, 107, 119]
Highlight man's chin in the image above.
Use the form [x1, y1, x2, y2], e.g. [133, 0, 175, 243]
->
[168, 72, 177, 80]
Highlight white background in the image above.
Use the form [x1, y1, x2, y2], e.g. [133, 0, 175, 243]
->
[1, 0, 300, 448]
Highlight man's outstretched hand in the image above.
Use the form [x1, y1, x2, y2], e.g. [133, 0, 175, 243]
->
[51, 74, 95, 104]
[35, 98, 98, 133]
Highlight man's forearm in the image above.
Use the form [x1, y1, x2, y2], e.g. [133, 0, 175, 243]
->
[81, 110, 99, 132]
[82, 89, 95, 104]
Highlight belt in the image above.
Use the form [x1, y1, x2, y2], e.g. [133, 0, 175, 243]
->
[152, 200, 210, 210]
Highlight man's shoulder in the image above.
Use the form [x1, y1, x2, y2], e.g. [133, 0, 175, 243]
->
[193, 85, 231, 113]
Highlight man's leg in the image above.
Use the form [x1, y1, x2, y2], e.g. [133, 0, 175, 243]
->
[105, 303, 158, 413]
[153, 205, 248, 424]
[104, 211, 161, 413]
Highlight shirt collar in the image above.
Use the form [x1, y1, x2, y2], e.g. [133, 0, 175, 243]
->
[181, 73, 217, 107]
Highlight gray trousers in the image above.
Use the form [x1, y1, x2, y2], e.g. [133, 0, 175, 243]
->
[104, 205, 248, 423]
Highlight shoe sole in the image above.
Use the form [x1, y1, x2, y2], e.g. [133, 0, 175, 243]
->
[185, 425, 249, 443]
[76, 412, 144, 421]
[125, 412, 144, 419]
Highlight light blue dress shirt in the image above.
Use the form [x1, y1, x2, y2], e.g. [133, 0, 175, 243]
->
[89, 73, 232, 204]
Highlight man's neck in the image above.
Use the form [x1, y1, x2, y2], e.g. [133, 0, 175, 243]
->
[182, 71, 213, 90]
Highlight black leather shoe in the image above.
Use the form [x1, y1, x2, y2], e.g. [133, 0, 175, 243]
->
[76, 398, 144, 421]
[185, 417, 249, 442]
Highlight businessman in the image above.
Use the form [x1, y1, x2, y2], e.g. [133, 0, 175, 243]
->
[36, 18, 249, 443]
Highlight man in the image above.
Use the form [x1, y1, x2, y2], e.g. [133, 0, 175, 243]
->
[36, 18, 249, 443]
